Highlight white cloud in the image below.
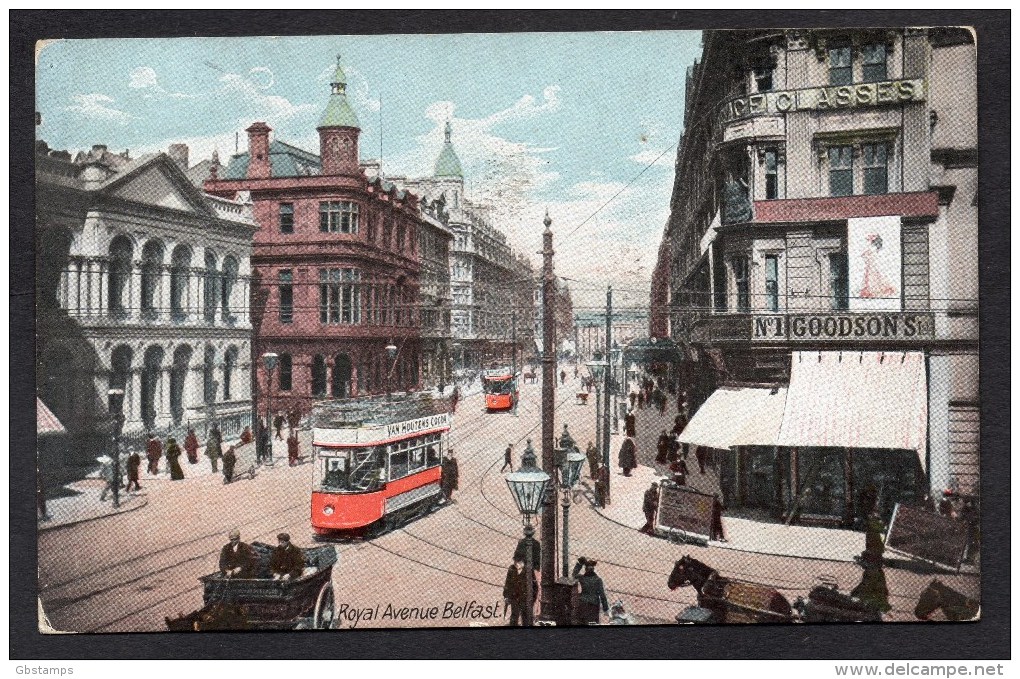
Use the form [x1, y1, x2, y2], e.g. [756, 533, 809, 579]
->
[218, 69, 316, 124]
[128, 66, 195, 100]
[67, 93, 131, 124]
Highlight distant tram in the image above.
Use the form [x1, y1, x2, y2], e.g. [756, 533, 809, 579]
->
[311, 394, 452, 537]
[482, 368, 518, 412]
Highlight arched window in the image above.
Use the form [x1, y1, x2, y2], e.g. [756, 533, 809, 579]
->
[332, 354, 352, 398]
[108, 237, 133, 316]
[278, 353, 293, 391]
[311, 355, 327, 397]
[141, 240, 165, 317]
[223, 346, 238, 401]
[220, 255, 239, 322]
[141, 346, 165, 429]
[170, 345, 192, 425]
[203, 251, 218, 322]
[170, 245, 192, 322]
[203, 345, 216, 404]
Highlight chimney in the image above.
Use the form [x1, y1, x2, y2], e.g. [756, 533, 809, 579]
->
[168, 143, 189, 170]
[245, 122, 272, 179]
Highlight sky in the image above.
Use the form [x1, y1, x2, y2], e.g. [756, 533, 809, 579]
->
[36, 32, 703, 312]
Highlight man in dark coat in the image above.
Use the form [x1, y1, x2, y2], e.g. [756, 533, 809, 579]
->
[585, 441, 600, 480]
[655, 430, 670, 465]
[222, 446, 237, 483]
[450, 386, 460, 414]
[145, 433, 162, 475]
[502, 556, 537, 626]
[710, 494, 726, 541]
[628, 391, 637, 409]
[572, 558, 609, 624]
[287, 432, 300, 466]
[206, 426, 222, 473]
[165, 437, 185, 480]
[694, 445, 708, 474]
[624, 409, 636, 438]
[441, 452, 460, 502]
[256, 422, 270, 465]
[219, 529, 256, 578]
[184, 428, 200, 464]
[501, 444, 513, 472]
[287, 409, 301, 435]
[273, 413, 285, 441]
[669, 458, 689, 486]
[269, 533, 305, 580]
[126, 450, 142, 492]
[595, 466, 609, 508]
[641, 483, 659, 533]
[512, 537, 541, 572]
[560, 369, 566, 385]
[618, 437, 637, 477]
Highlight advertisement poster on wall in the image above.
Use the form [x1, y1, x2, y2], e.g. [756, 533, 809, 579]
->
[848, 215, 902, 311]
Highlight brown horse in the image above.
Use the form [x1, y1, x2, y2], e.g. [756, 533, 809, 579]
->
[668, 555, 792, 623]
[914, 579, 979, 621]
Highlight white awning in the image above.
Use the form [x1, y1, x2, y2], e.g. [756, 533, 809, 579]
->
[678, 386, 788, 450]
[777, 351, 927, 465]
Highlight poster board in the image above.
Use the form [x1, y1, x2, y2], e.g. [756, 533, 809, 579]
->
[654, 484, 713, 544]
[884, 503, 969, 572]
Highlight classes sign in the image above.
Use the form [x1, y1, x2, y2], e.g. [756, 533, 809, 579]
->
[719, 78, 925, 124]
[751, 313, 935, 342]
[654, 484, 714, 544]
[885, 503, 970, 572]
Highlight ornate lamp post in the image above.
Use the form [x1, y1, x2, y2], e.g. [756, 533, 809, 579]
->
[556, 425, 585, 579]
[107, 388, 126, 509]
[261, 352, 278, 464]
[585, 352, 607, 458]
[504, 439, 550, 627]
[610, 341, 622, 434]
[385, 342, 398, 397]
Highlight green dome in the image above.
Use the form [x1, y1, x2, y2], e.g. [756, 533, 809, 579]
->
[433, 121, 463, 178]
[318, 55, 360, 129]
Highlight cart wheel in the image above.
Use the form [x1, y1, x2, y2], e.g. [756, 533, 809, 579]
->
[313, 581, 335, 629]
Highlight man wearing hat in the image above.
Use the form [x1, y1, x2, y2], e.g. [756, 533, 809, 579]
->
[572, 557, 609, 624]
[641, 482, 659, 534]
[269, 533, 305, 580]
[219, 529, 255, 578]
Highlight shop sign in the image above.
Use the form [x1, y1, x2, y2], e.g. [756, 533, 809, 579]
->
[719, 78, 925, 124]
[885, 503, 970, 572]
[654, 484, 713, 544]
[751, 313, 935, 341]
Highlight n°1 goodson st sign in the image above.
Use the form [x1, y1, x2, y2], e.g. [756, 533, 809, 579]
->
[718, 78, 925, 124]
[751, 313, 935, 341]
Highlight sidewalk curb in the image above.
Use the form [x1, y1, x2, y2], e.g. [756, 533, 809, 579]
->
[38, 495, 149, 533]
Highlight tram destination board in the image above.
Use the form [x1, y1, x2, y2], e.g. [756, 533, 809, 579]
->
[654, 484, 713, 544]
[884, 503, 970, 572]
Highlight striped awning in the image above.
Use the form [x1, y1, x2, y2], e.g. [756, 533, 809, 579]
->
[37, 398, 66, 436]
[678, 386, 787, 450]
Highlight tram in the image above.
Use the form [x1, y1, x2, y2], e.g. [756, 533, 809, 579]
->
[311, 394, 452, 537]
[482, 368, 518, 412]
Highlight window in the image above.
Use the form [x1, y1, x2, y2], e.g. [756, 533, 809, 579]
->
[764, 255, 779, 312]
[319, 268, 361, 324]
[278, 269, 293, 323]
[223, 348, 236, 401]
[862, 143, 889, 195]
[389, 447, 410, 481]
[828, 146, 854, 197]
[312, 355, 327, 396]
[733, 256, 750, 312]
[220, 256, 238, 321]
[141, 241, 164, 316]
[764, 149, 779, 199]
[279, 203, 294, 233]
[278, 353, 293, 391]
[828, 45, 853, 86]
[203, 346, 216, 404]
[753, 66, 773, 93]
[829, 253, 849, 310]
[319, 201, 359, 234]
[861, 43, 888, 83]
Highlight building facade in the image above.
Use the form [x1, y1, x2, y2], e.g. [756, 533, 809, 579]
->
[417, 196, 454, 389]
[36, 143, 256, 463]
[204, 59, 425, 417]
[654, 27, 978, 527]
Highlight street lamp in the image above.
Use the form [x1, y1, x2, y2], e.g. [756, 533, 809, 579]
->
[610, 341, 622, 434]
[556, 424, 585, 579]
[261, 352, 278, 465]
[504, 439, 550, 627]
[385, 342, 398, 397]
[107, 388, 126, 509]
[585, 352, 607, 454]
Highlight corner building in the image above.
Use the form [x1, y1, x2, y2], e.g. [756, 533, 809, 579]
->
[653, 28, 977, 527]
[205, 60, 424, 417]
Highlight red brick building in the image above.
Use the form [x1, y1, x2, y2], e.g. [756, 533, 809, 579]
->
[205, 59, 424, 418]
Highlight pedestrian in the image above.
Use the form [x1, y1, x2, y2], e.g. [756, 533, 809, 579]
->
[287, 432, 300, 466]
[269, 533, 305, 581]
[710, 493, 726, 542]
[219, 529, 255, 578]
[595, 466, 610, 508]
[572, 557, 609, 624]
[672, 412, 687, 437]
[653, 387, 666, 415]
[573, 365, 579, 380]
[694, 445, 707, 474]
[669, 458, 689, 486]
[655, 430, 670, 465]
[629, 391, 637, 409]
[126, 449, 142, 492]
[450, 386, 460, 414]
[441, 451, 460, 502]
[257, 421, 271, 465]
[667, 435, 681, 463]
[145, 432, 162, 475]
[637, 391, 645, 410]
[165, 436, 185, 480]
[585, 441, 600, 480]
[641, 482, 659, 533]
[618, 436, 637, 477]
[287, 409, 301, 435]
[625, 409, 636, 438]
[97, 455, 116, 502]
[184, 427, 200, 464]
[560, 369, 566, 385]
[239, 426, 253, 446]
[502, 556, 537, 626]
[274, 413, 285, 441]
[206, 426, 222, 474]
[222, 445, 237, 483]
[501, 444, 513, 472]
[850, 551, 891, 614]
[863, 510, 885, 561]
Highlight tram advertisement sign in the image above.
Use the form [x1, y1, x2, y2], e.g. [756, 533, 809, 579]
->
[751, 313, 935, 341]
[884, 504, 970, 572]
[654, 484, 713, 544]
[385, 413, 451, 438]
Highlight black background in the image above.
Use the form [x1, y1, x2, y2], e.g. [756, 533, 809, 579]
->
[10, 9, 1010, 660]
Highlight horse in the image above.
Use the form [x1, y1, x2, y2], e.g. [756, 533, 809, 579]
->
[914, 579, 980, 621]
[165, 601, 251, 631]
[668, 555, 793, 623]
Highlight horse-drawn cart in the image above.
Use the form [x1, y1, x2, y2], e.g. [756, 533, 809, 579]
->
[166, 543, 337, 631]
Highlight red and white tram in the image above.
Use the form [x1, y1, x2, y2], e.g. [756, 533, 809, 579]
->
[311, 395, 452, 537]
[482, 368, 518, 412]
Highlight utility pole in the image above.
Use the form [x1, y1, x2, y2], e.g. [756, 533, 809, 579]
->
[511, 310, 518, 416]
[602, 285, 612, 506]
[539, 210, 557, 620]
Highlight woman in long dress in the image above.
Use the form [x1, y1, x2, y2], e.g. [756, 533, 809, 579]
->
[165, 437, 185, 480]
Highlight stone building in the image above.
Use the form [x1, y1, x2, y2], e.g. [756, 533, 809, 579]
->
[204, 59, 425, 416]
[653, 27, 978, 526]
[417, 196, 454, 389]
[36, 142, 256, 465]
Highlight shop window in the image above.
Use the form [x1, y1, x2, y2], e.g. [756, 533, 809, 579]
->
[862, 143, 889, 195]
[764, 255, 780, 312]
[278, 353, 292, 391]
[828, 146, 854, 197]
[732, 256, 750, 312]
[829, 252, 849, 310]
[764, 149, 779, 199]
[828, 45, 853, 86]
[319, 201, 359, 234]
[795, 448, 847, 519]
[278, 270, 293, 323]
[279, 203, 294, 234]
[861, 43, 888, 83]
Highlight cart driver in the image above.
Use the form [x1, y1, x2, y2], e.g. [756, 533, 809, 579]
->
[269, 533, 305, 581]
[219, 529, 256, 578]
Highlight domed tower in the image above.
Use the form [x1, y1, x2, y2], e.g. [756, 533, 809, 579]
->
[318, 55, 362, 176]
[433, 120, 465, 210]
